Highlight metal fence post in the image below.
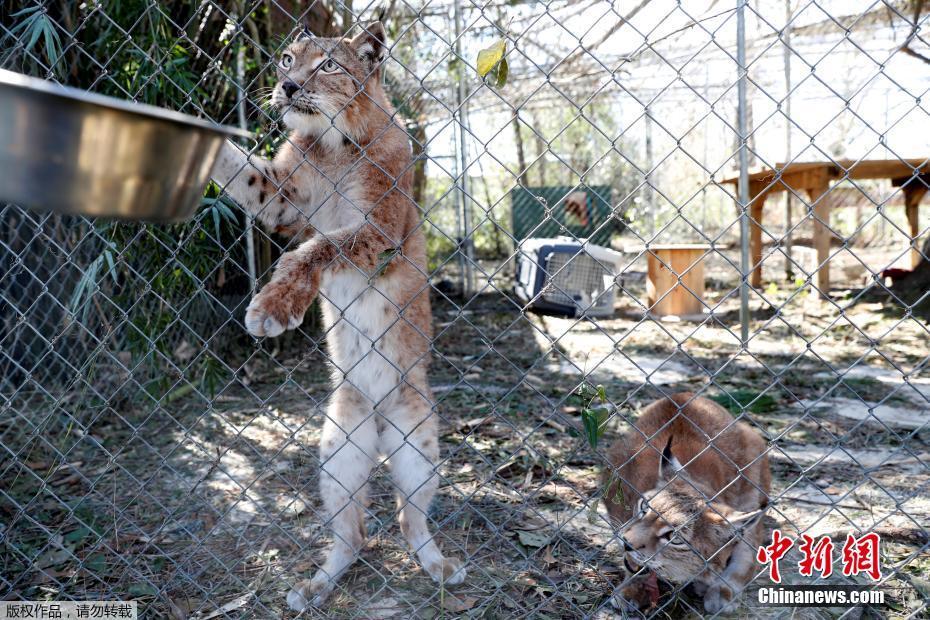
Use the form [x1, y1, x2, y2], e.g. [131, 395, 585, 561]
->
[235, 12, 257, 294]
[782, 0, 794, 282]
[736, 0, 751, 345]
[453, 0, 475, 296]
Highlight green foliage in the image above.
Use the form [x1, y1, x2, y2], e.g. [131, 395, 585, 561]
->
[1, 2, 273, 400]
[7, 7, 62, 74]
[68, 243, 118, 325]
[573, 382, 609, 449]
[710, 389, 778, 414]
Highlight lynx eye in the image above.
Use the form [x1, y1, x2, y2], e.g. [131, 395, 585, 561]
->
[280, 54, 294, 70]
[635, 498, 647, 518]
[661, 529, 689, 548]
[319, 59, 339, 73]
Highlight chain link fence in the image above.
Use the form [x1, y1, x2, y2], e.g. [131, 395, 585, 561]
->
[2, 0, 929, 618]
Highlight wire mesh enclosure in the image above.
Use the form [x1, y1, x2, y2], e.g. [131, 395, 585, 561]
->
[2, 1, 929, 618]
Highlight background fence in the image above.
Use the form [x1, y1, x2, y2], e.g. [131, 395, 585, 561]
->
[1, 0, 929, 618]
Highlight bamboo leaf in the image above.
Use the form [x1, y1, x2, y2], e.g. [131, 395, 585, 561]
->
[10, 7, 40, 18]
[25, 15, 43, 52]
[103, 249, 118, 284]
[43, 18, 63, 68]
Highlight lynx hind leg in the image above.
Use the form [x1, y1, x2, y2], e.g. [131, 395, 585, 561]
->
[286, 405, 378, 611]
[383, 400, 465, 586]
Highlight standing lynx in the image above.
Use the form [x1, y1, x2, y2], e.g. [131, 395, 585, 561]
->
[602, 393, 771, 614]
[211, 22, 465, 610]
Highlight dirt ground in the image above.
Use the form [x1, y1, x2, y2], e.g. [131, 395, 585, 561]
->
[2, 244, 928, 619]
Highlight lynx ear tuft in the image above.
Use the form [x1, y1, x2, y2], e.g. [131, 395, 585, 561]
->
[659, 436, 684, 481]
[300, 22, 314, 40]
[350, 21, 386, 70]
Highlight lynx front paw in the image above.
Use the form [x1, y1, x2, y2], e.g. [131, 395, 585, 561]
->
[244, 279, 314, 338]
[425, 556, 466, 585]
[285, 576, 334, 612]
[704, 583, 736, 615]
[608, 591, 642, 614]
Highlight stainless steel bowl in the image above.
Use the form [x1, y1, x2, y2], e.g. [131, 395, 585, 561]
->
[0, 69, 249, 222]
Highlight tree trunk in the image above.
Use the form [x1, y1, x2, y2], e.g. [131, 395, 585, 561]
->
[270, 0, 338, 36]
[512, 110, 527, 187]
[532, 112, 548, 187]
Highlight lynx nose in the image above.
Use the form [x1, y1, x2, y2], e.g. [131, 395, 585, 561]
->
[281, 80, 299, 98]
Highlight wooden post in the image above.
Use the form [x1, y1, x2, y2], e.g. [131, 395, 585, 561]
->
[749, 181, 768, 287]
[903, 183, 927, 269]
[806, 176, 832, 298]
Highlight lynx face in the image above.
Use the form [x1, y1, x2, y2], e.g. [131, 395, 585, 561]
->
[272, 24, 386, 138]
[622, 443, 762, 586]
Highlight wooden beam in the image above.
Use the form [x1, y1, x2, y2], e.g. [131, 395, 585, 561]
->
[806, 174, 832, 298]
[747, 181, 772, 288]
[891, 172, 930, 188]
[750, 202, 764, 287]
[903, 182, 928, 269]
[722, 159, 930, 186]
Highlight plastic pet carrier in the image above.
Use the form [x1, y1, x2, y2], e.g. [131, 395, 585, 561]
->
[514, 237, 624, 317]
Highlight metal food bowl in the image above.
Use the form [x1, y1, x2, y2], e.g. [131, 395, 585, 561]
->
[0, 69, 248, 222]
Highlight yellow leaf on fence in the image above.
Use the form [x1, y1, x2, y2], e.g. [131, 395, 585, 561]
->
[476, 39, 506, 78]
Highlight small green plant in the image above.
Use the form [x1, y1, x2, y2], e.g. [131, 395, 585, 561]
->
[375, 248, 398, 277]
[574, 382, 609, 449]
[68, 190, 245, 401]
[604, 471, 628, 508]
[710, 389, 778, 414]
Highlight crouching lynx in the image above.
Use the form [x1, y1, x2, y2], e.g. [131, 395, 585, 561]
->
[210, 22, 465, 610]
[602, 393, 771, 614]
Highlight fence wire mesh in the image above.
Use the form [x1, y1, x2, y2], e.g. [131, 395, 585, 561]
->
[1, 0, 929, 618]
